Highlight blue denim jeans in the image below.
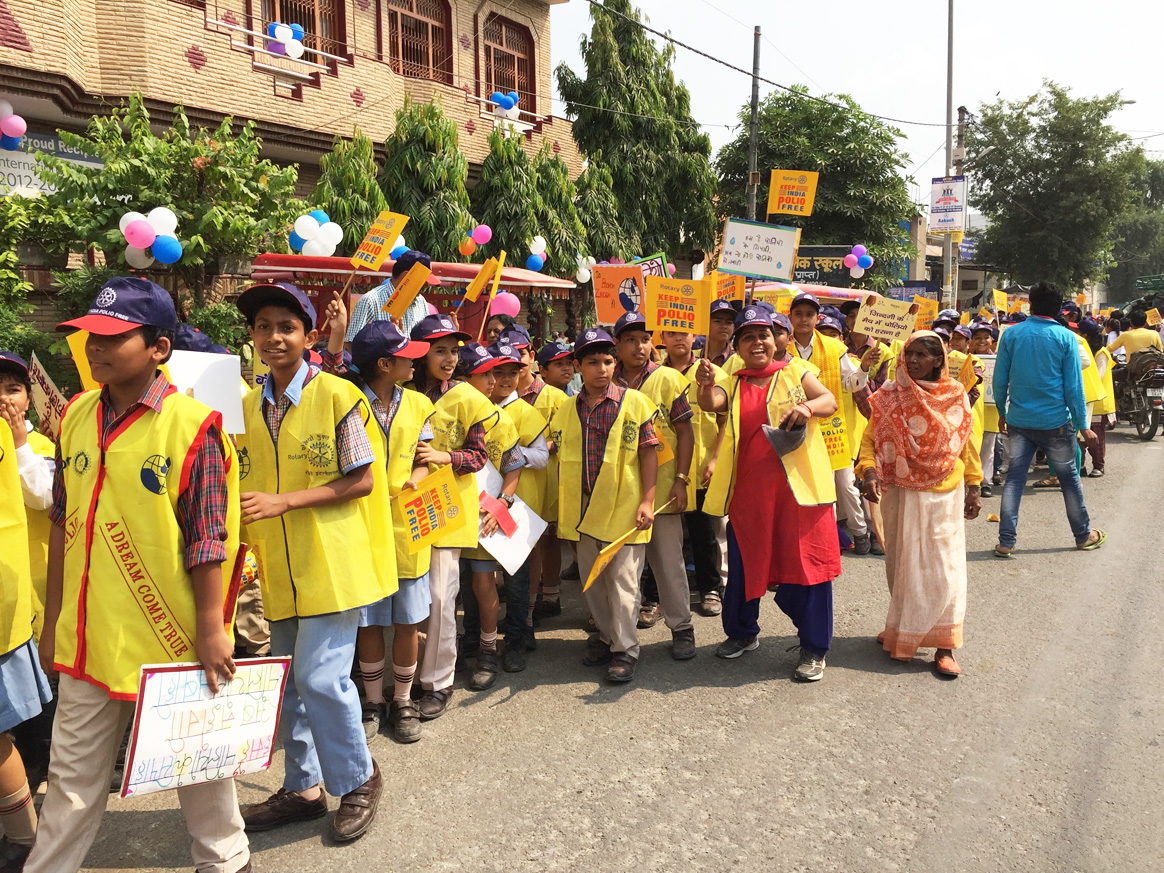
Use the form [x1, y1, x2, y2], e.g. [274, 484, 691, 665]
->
[999, 425, 1091, 548]
[461, 558, 531, 648]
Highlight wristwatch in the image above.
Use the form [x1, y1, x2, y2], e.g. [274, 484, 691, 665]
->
[499, 493, 515, 508]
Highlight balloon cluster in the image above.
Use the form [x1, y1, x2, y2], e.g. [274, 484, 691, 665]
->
[266, 22, 307, 60]
[575, 253, 597, 284]
[0, 100, 27, 151]
[843, 244, 874, 279]
[526, 235, 547, 272]
[489, 91, 522, 121]
[119, 207, 182, 269]
[458, 224, 493, 257]
[289, 210, 345, 257]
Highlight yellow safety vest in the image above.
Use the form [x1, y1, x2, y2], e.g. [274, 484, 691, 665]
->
[949, 351, 984, 453]
[704, 359, 837, 515]
[1094, 347, 1116, 416]
[0, 419, 33, 658]
[24, 430, 54, 640]
[1076, 334, 1105, 405]
[502, 397, 548, 517]
[530, 383, 568, 521]
[791, 331, 850, 471]
[676, 360, 727, 504]
[551, 388, 658, 544]
[429, 382, 499, 549]
[628, 365, 690, 514]
[56, 388, 240, 698]
[365, 385, 436, 581]
[238, 373, 396, 622]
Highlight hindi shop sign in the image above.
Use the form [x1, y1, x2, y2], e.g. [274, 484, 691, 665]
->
[121, 658, 290, 798]
[930, 175, 967, 234]
[767, 169, 819, 217]
[793, 245, 857, 287]
[644, 275, 709, 334]
[718, 218, 800, 282]
[854, 296, 917, 343]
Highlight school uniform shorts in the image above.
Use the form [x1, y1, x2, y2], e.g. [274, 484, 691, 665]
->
[358, 575, 432, 627]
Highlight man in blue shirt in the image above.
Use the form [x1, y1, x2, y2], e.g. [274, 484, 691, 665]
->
[993, 281, 1106, 556]
[345, 250, 439, 347]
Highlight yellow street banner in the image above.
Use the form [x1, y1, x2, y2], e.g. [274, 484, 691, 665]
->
[382, 261, 432, 318]
[978, 307, 992, 318]
[767, 169, 819, 217]
[643, 275, 710, 335]
[349, 211, 410, 271]
[488, 250, 508, 299]
[913, 296, 939, 331]
[1008, 299, 1024, 314]
[395, 464, 468, 554]
[1147, 308, 1162, 326]
[993, 289, 1008, 312]
[464, 257, 500, 303]
[854, 296, 917, 344]
[1075, 293, 1087, 307]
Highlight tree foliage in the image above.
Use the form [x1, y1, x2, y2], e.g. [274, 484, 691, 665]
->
[715, 88, 917, 290]
[966, 82, 1145, 288]
[574, 156, 639, 262]
[531, 145, 586, 278]
[379, 97, 474, 261]
[470, 129, 541, 267]
[312, 126, 389, 254]
[556, 0, 717, 257]
[35, 93, 304, 304]
[1105, 159, 1164, 303]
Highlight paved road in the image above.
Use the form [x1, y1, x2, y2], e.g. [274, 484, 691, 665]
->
[79, 431, 1163, 872]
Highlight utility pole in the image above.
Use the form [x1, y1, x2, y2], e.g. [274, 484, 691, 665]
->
[745, 25, 761, 221]
[952, 103, 966, 301]
[941, 0, 954, 308]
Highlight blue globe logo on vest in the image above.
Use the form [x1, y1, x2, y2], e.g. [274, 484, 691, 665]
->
[140, 455, 171, 495]
[237, 446, 251, 480]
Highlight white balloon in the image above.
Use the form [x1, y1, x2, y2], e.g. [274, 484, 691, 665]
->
[285, 39, 305, 60]
[576, 268, 591, 284]
[125, 246, 154, 269]
[587, 256, 597, 267]
[530, 236, 547, 256]
[119, 211, 146, 234]
[393, 235, 406, 250]
[302, 238, 330, 257]
[850, 266, 865, 278]
[146, 206, 178, 235]
[318, 221, 344, 247]
[274, 24, 293, 44]
[0, 101, 12, 120]
[294, 215, 320, 240]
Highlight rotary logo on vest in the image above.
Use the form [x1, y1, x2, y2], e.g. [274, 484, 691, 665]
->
[140, 455, 171, 495]
[289, 433, 336, 473]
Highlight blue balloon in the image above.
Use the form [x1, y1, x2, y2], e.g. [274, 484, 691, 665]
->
[151, 234, 183, 265]
[309, 209, 330, 225]
[526, 254, 543, 272]
[0, 135, 20, 151]
[288, 231, 306, 252]
[857, 254, 873, 270]
[507, 90, 520, 105]
[390, 245, 409, 259]
[490, 91, 505, 106]
[290, 23, 305, 42]
[266, 22, 279, 38]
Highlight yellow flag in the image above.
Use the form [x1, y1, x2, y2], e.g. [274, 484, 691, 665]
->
[464, 258, 499, 303]
[959, 311, 971, 326]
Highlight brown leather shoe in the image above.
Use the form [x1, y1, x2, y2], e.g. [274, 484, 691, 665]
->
[607, 652, 637, 682]
[581, 633, 612, 666]
[242, 788, 328, 832]
[331, 761, 382, 842]
[418, 688, 452, 720]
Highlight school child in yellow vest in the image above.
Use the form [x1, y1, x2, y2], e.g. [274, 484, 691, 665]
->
[612, 312, 697, 660]
[789, 292, 878, 555]
[234, 282, 390, 843]
[549, 329, 660, 683]
[1083, 318, 1115, 477]
[29, 278, 249, 873]
[323, 293, 435, 745]
[407, 316, 500, 718]
[484, 340, 548, 671]
[659, 315, 729, 617]
[967, 324, 1004, 495]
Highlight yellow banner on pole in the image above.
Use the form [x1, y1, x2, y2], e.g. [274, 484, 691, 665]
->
[395, 465, 468, 554]
[992, 289, 1008, 312]
[766, 169, 819, 217]
[349, 211, 410, 271]
[1147, 308, 1162, 327]
[464, 258, 500, 303]
[643, 275, 710, 334]
[913, 296, 939, 331]
[381, 261, 432, 318]
[583, 497, 676, 592]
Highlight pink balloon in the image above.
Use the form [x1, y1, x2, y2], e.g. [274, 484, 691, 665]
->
[124, 219, 157, 249]
[492, 291, 521, 318]
[471, 224, 493, 245]
[426, 302, 439, 315]
[0, 115, 26, 138]
[537, 251, 547, 264]
[667, 263, 677, 276]
[843, 254, 859, 269]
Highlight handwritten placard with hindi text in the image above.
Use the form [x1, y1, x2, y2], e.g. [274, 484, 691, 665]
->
[855, 296, 917, 344]
[717, 217, 800, 282]
[121, 658, 290, 798]
[28, 352, 66, 440]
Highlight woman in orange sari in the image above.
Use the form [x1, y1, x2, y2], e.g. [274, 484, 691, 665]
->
[856, 332, 982, 677]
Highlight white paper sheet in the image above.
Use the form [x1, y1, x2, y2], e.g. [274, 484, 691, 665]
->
[165, 350, 246, 433]
[478, 495, 548, 576]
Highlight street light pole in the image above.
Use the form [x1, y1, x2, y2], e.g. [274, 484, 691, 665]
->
[745, 26, 761, 221]
[942, 0, 955, 308]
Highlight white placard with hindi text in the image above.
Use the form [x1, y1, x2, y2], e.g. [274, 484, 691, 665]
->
[166, 350, 246, 433]
[479, 495, 548, 576]
[717, 217, 800, 282]
[978, 354, 997, 405]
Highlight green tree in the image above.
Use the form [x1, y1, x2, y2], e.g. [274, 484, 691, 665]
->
[379, 97, 474, 261]
[966, 82, 1144, 288]
[532, 145, 586, 278]
[556, 0, 717, 257]
[715, 88, 917, 290]
[312, 126, 389, 253]
[35, 93, 303, 305]
[1105, 159, 1164, 304]
[574, 156, 639, 262]
[470, 130, 542, 266]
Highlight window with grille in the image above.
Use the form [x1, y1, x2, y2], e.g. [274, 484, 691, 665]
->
[382, 0, 452, 84]
[261, 0, 345, 58]
[483, 15, 533, 107]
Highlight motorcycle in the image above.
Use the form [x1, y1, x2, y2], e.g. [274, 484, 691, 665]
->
[1114, 359, 1164, 440]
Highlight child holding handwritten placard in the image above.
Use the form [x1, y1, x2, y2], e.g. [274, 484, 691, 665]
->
[29, 278, 249, 873]
[325, 294, 436, 745]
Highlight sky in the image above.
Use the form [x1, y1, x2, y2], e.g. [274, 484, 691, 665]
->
[548, 0, 1164, 210]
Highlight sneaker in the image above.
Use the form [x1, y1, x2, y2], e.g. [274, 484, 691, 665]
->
[790, 646, 826, 682]
[992, 472, 1004, 486]
[607, 652, 637, 682]
[561, 562, 580, 581]
[361, 701, 387, 741]
[468, 649, 500, 691]
[417, 688, 453, 720]
[242, 787, 329, 831]
[502, 642, 528, 673]
[852, 533, 872, 555]
[870, 535, 885, 556]
[582, 633, 613, 666]
[979, 484, 993, 498]
[532, 599, 562, 620]
[715, 636, 759, 659]
[698, 591, 722, 616]
[671, 627, 696, 660]
[388, 700, 422, 743]
[637, 602, 663, 629]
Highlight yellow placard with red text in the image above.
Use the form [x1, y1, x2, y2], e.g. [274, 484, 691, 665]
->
[1147, 308, 1162, 326]
[394, 464, 467, 554]
[643, 275, 710, 335]
[710, 270, 745, 303]
[349, 211, 410, 271]
[381, 261, 432, 318]
[959, 311, 971, 326]
[766, 169, 819, 217]
[913, 296, 939, 331]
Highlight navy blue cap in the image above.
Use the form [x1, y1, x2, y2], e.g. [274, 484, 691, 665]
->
[573, 327, 616, 358]
[488, 342, 525, 365]
[818, 315, 845, 335]
[458, 342, 504, 374]
[936, 308, 959, 325]
[820, 304, 844, 322]
[237, 282, 317, 331]
[934, 326, 952, 340]
[1079, 317, 1102, 338]
[693, 335, 707, 350]
[773, 313, 793, 335]
[734, 306, 774, 335]
[174, 324, 213, 353]
[59, 276, 179, 335]
[790, 292, 820, 311]
[710, 299, 736, 317]
[1005, 312, 1028, 324]
[953, 325, 973, 340]
[391, 250, 441, 285]
[536, 341, 572, 366]
[352, 320, 430, 364]
[752, 300, 777, 315]
[613, 310, 649, 337]
[970, 321, 997, 339]
[0, 351, 29, 376]
[498, 324, 532, 349]
[410, 313, 470, 343]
